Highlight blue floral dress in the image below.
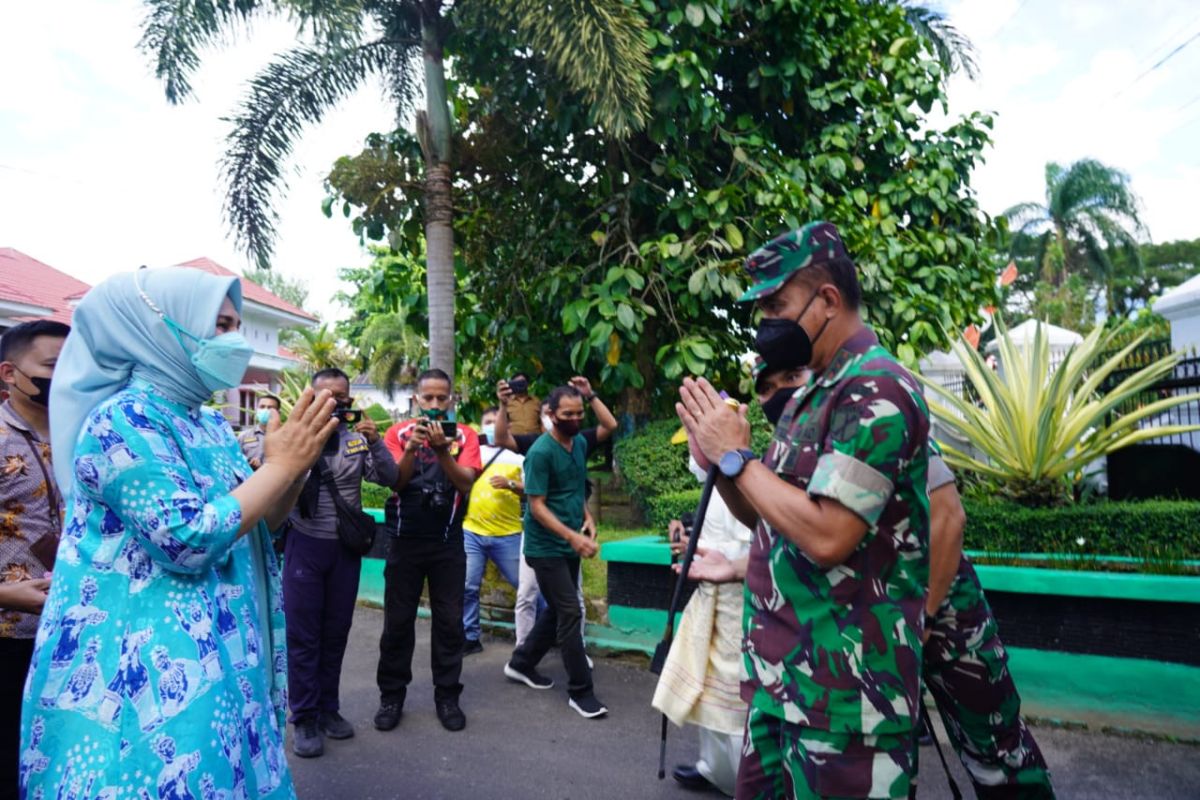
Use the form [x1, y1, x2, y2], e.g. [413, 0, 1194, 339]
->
[20, 378, 294, 800]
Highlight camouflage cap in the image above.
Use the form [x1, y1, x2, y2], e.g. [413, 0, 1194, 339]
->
[738, 221, 848, 302]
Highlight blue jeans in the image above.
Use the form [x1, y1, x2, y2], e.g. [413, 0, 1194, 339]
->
[462, 530, 522, 642]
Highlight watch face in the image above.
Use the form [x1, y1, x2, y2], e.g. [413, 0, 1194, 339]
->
[719, 450, 745, 478]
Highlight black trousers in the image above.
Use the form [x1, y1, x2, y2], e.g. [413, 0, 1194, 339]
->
[377, 536, 466, 705]
[1, 637, 34, 800]
[509, 555, 593, 700]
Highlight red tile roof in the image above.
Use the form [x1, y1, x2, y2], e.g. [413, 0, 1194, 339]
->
[0, 248, 93, 325]
[176, 257, 317, 322]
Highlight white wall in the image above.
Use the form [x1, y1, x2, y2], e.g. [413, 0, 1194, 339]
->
[241, 307, 281, 355]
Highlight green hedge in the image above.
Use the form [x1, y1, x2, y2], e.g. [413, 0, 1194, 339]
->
[614, 404, 774, 512]
[643, 494, 1200, 561]
[962, 498, 1200, 559]
[362, 481, 393, 511]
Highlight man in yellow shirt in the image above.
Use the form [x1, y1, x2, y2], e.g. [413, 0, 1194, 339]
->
[462, 407, 525, 654]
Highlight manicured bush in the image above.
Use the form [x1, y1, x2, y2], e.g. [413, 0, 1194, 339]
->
[645, 489, 703, 531]
[362, 481, 393, 511]
[644, 494, 1200, 565]
[614, 403, 774, 512]
[962, 498, 1200, 559]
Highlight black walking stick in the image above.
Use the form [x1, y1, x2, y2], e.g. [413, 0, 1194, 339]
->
[649, 465, 719, 779]
[919, 693, 963, 800]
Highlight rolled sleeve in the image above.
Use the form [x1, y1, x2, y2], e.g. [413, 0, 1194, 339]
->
[808, 450, 894, 528]
[927, 453, 955, 493]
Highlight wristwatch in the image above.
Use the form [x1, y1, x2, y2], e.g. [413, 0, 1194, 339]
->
[507, 479, 517, 490]
[718, 448, 757, 480]
[582, 393, 596, 403]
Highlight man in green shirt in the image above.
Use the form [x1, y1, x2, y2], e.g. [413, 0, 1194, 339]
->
[503, 385, 607, 719]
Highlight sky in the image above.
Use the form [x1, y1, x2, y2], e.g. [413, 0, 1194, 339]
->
[2, 0, 1199, 324]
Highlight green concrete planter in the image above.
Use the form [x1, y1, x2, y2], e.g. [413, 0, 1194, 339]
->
[599, 535, 1200, 738]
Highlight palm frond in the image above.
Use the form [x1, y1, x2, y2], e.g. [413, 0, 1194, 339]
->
[221, 39, 404, 266]
[902, 2, 979, 80]
[490, 0, 651, 137]
[140, 0, 267, 104]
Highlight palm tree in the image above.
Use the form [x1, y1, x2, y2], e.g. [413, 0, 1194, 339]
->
[900, 2, 979, 79]
[282, 324, 352, 371]
[139, 0, 650, 381]
[1002, 159, 1147, 317]
[358, 312, 425, 397]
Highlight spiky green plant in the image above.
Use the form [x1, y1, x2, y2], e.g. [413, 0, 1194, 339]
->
[921, 316, 1200, 505]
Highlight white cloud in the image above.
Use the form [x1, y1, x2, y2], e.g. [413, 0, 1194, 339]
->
[0, 0, 398, 323]
[940, 0, 1200, 243]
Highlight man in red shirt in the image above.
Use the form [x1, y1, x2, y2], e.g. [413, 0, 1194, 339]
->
[375, 369, 482, 733]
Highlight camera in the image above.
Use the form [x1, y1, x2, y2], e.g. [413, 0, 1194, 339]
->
[508, 376, 529, 395]
[680, 511, 696, 540]
[333, 407, 363, 425]
[421, 483, 454, 511]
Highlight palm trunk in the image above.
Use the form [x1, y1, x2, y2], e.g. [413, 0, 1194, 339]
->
[420, 14, 456, 380]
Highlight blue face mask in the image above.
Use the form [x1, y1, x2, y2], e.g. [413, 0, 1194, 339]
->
[163, 316, 254, 393]
[136, 272, 253, 394]
[256, 408, 272, 426]
[481, 424, 496, 443]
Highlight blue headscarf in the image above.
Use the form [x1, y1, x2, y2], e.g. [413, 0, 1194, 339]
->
[49, 267, 243, 488]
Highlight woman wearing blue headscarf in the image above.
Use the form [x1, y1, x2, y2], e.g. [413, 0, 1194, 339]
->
[19, 267, 337, 800]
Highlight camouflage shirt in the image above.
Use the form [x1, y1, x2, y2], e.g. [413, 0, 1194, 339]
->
[927, 444, 995, 651]
[742, 327, 931, 735]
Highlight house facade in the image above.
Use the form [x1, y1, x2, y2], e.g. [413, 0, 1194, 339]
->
[0, 249, 317, 426]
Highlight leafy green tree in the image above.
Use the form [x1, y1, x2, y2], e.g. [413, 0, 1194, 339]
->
[1111, 237, 1200, 317]
[243, 265, 311, 311]
[1003, 159, 1147, 316]
[327, 0, 1000, 415]
[139, 0, 651, 381]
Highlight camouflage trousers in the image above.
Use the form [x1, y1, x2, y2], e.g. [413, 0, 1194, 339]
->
[736, 706, 915, 799]
[924, 601, 1055, 798]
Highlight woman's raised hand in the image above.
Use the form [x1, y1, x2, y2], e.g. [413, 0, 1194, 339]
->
[263, 388, 339, 478]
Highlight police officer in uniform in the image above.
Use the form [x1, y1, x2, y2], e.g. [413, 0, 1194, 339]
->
[678, 222, 931, 799]
[238, 392, 281, 469]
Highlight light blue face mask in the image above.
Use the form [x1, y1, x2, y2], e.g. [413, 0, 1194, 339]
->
[481, 424, 496, 442]
[256, 408, 272, 426]
[137, 273, 254, 393]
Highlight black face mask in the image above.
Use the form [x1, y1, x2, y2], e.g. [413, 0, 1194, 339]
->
[753, 289, 829, 371]
[14, 368, 52, 408]
[761, 387, 795, 426]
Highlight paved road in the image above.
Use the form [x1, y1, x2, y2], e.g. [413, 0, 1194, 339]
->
[288, 607, 1200, 799]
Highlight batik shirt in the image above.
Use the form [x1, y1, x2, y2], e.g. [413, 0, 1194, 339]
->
[743, 327, 931, 735]
[0, 401, 63, 639]
[21, 378, 295, 800]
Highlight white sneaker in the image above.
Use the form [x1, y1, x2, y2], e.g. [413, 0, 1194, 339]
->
[568, 695, 608, 719]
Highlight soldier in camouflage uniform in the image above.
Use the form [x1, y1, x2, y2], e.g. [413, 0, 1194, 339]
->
[677, 222, 931, 799]
[754, 360, 1056, 799]
[923, 442, 1055, 798]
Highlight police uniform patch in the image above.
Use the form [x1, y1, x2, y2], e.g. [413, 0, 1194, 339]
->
[344, 438, 368, 456]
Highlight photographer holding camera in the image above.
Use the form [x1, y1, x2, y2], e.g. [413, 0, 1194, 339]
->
[285, 368, 398, 758]
[503, 371, 541, 435]
[376, 368, 482, 734]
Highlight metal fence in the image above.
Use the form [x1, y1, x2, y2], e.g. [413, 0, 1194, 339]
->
[1099, 356, 1200, 448]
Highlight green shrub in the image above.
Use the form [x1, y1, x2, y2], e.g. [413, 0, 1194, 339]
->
[614, 403, 774, 511]
[363, 402, 395, 435]
[645, 489, 703, 531]
[963, 498, 1200, 558]
[643, 495, 1200, 565]
[362, 481, 393, 511]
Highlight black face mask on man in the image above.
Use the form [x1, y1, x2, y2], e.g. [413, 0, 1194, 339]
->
[753, 288, 830, 371]
[553, 415, 581, 437]
[13, 367, 52, 408]
[760, 387, 795, 426]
